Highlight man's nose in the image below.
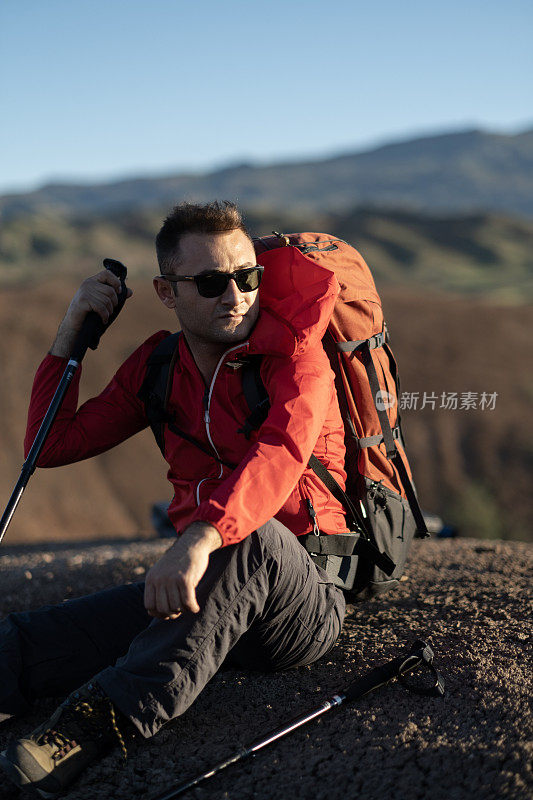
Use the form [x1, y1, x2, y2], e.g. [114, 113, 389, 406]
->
[220, 277, 244, 305]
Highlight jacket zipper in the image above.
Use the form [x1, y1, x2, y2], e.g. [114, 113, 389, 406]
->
[196, 342, 248, 506]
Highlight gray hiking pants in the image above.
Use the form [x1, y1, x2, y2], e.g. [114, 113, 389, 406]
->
[0, 520, 345, 737]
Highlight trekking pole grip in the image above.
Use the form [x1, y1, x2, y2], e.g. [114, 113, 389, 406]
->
[70, 259, 128, 363]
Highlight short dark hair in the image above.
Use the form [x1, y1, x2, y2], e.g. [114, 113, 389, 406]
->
[156, 200, 251, 274]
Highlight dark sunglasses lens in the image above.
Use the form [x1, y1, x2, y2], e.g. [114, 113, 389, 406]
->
[235, 268, 262, 292]
[196, 268, 263, 297]
[196, 273, 230, 297]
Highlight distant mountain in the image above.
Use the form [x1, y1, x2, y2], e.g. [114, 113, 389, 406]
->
[1, 128, 532, 219]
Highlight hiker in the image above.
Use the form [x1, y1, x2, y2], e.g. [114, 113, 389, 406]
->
[0, 201, 349, 797]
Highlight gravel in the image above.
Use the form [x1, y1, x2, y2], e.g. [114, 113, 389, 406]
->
[0, 536, 531, 800]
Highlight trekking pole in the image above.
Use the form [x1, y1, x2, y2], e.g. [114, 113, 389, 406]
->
[0, 259, 129, 546]
[150, 639, 444, 800]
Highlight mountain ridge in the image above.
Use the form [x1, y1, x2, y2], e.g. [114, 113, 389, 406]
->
[2, 127, 532, 219]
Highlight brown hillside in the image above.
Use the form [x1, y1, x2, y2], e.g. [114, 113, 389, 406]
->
[384, 288, 533, 540]
[0, 281, 531, 544]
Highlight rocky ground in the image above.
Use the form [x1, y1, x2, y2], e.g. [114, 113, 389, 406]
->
[0, 537, 531, 800]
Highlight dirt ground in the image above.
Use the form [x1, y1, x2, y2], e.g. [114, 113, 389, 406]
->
[0, 537, 531, 800]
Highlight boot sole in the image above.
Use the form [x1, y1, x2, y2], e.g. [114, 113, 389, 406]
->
[0, 750, 59, 799]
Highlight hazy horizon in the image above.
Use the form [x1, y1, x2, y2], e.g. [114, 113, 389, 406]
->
[1, 122, 532, 197]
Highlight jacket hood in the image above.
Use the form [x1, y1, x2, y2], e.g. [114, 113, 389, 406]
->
[248, 245, 340, 357]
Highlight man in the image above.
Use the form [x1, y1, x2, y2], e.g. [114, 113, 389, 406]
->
[0, 201, 348, 797]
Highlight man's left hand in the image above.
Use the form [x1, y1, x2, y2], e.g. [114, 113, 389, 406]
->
[144, 522, 222, 619]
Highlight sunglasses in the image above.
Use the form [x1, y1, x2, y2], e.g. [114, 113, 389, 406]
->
[159, 265, 264, 298]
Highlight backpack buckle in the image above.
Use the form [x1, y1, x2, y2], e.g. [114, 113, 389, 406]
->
[306, 499, 320, 536]
[272, 230, 290, 247]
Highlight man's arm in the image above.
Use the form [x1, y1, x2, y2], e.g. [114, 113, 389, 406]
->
[24, 273, 164, 467]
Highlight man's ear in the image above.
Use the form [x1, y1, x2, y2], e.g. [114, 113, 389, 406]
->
[153, 277, 177, 309]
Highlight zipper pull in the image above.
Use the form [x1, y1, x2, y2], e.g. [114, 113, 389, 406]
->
[306, 499, 320, 536]
[203, 389, 210, 424]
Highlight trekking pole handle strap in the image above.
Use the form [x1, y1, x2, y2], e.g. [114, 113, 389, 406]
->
[343, 639, 443, 702]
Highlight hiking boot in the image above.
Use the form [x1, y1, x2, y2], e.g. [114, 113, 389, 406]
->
[0, 681, 131, 798]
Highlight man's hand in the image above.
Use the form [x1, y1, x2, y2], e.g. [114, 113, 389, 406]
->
[50, 269, 133, 358]
[144, 522, 222, 619]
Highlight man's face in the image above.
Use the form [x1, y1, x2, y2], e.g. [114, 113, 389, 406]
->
[154, 229, 260, 349]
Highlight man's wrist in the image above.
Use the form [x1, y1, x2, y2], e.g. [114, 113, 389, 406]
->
[49, 318, 81, 358]
[179, 521, 222, 551]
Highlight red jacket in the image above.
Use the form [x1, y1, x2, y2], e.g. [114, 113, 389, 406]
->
[25, 247, 348, 546]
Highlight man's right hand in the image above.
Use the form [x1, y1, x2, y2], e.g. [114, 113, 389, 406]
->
[50, 270, 133, 358]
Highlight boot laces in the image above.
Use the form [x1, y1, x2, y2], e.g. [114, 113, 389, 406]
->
[38, 697, 128, 761]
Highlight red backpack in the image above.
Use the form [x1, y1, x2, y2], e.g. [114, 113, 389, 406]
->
[252, 232, 428, 594]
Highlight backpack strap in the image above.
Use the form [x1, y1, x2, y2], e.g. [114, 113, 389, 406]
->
[298, 531, 395, 577]
[238, 356, 270, 440]
[358, 426, 401, 449]
[307, 454, 369, 539]
[338, 331, 429, 538]
[138, 332, 182, 456]
[138, 332, 237, 470]
[337, 331, 387, 351]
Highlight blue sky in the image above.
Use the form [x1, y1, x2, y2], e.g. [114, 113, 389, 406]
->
[0, 0, 531, 193]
